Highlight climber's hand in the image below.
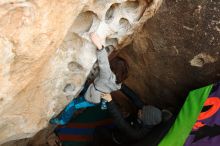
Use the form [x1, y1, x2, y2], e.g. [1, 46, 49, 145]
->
[90, 32, 103, 50]
[101, 93, 112, 102]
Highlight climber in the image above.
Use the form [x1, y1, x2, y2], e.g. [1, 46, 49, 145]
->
[91, 84, 173, 146]
[50, 32, 129, 125]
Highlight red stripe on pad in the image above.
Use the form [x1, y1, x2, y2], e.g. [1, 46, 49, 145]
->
[59, 135, 92, 141]
[58, 119, 113, 129]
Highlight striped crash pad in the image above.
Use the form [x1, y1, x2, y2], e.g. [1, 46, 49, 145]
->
[55, 105, 113, 146]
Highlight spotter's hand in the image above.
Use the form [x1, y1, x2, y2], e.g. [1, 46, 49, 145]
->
[101, 93, 112, 102]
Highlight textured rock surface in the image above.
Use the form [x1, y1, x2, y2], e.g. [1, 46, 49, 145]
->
[119, 0, 220, 111]
[0, 0, 162, 144]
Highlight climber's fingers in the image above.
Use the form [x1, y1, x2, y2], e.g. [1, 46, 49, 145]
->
[90, 32, 103, 50]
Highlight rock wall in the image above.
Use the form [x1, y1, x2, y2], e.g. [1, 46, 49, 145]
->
[119, 0, 220, 111]
[0, 0, 162, 144]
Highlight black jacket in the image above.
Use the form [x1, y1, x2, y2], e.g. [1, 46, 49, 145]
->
[107, 101, 152, 143]
[91, 84, 174, 146]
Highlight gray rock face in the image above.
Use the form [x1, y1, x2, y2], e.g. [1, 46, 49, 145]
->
[120, 0, 220, 110]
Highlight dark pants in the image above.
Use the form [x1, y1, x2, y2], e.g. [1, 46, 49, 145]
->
[90, 127, 115, 146]
[90, 127, 129, 146]
[90, 117, 175, 146]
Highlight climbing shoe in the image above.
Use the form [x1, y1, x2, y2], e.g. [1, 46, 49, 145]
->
[50, 118, 65, 125]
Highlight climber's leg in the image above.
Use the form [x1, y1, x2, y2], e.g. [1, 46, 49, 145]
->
[50, 99, 77, 125]
[50, 96, 96, 125]
[75, 98, 96, 109]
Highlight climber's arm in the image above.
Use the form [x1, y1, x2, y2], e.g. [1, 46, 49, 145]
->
[102, 94, 152, 140]
[90, 33, 112, 79]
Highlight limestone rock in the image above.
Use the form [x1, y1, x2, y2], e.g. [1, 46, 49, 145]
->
[0, 0, 162, 144]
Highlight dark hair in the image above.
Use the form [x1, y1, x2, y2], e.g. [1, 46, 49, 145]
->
[110, 56, 129, 84]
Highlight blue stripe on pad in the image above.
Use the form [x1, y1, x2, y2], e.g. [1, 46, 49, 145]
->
[56, 128, 94, 135]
